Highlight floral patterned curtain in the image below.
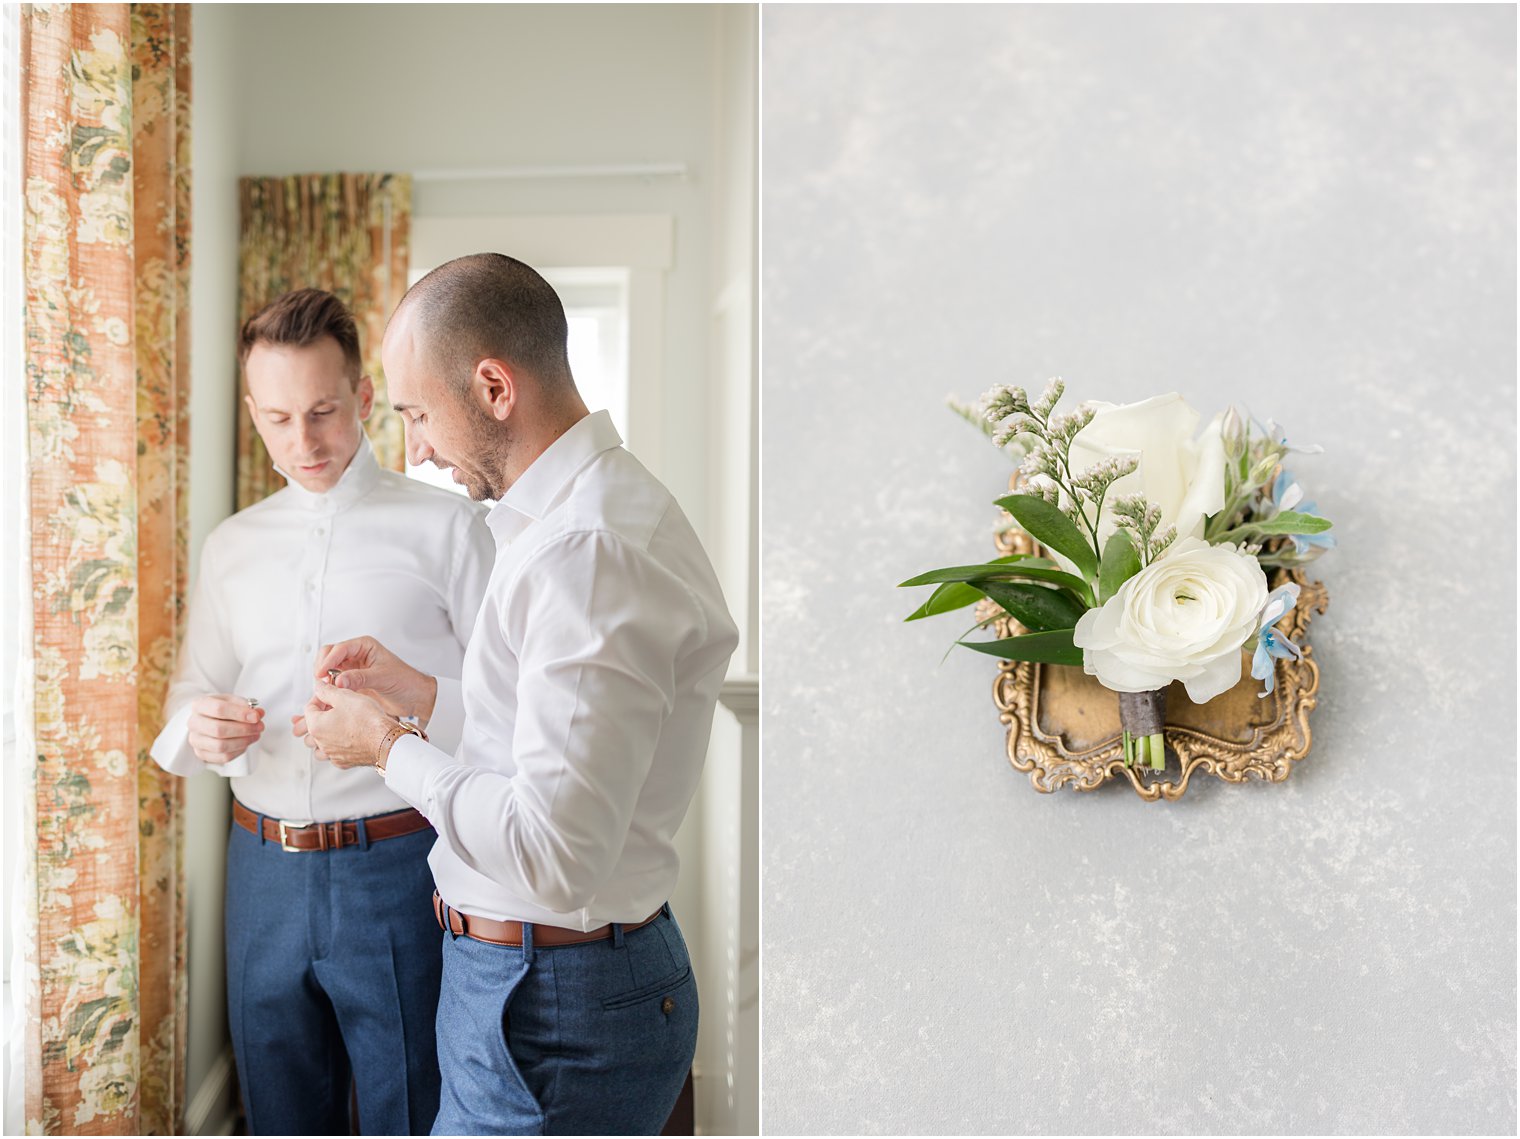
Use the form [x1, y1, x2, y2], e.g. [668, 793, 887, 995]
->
[235, 174, 411, 507]
[19, 4, 190, 1133]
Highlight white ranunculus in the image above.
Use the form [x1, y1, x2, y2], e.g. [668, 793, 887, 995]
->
[1067, 393, 1227, 548]
[1072, 537, 1268, 704]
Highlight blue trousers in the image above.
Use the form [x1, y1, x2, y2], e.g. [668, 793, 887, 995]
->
[432, 904, 698, 1135]
[225, 816, 443, 1135]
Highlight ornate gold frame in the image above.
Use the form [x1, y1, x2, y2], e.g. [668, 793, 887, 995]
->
[986, 525, 1328, 802]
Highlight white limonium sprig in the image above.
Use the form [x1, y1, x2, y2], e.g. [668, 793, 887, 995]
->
[1048, 406, 1097, 445]
[1108, 493, 1178, 566]
[979, 378, 1158, 565]
[980, 383, 1030, 428]
[1071, 455, 1140, 497]
[1031, 377, 1065, 419]
[947, 395, 1025, 458]
[1017, 443, 1052, 480]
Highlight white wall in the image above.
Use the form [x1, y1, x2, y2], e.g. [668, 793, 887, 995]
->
[698, 7, 760, 1136]
[182, 5, 241, 1133]
[228, 2, 724, 550]
[185, 4, 756, 1132]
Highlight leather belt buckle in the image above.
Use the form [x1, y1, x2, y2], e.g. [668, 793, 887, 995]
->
[235, 803, 427, 853]
[278, 819, 312, 853]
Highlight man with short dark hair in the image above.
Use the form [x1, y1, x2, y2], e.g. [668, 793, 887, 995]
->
[304, 255, 738, 1135]
[150, 288, 495, 1135]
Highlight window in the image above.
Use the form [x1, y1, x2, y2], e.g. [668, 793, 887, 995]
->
[401, 266, 631, 501]
[553, 269, 631, 441]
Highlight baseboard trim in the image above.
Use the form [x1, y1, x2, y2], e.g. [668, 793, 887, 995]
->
[183, 1046, 238, 1136]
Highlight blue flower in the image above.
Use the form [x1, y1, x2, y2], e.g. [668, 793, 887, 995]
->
[1269, 469, 1337, 555]
[1254, 417, 1325, 456]
[1252, 583, 1304, 698]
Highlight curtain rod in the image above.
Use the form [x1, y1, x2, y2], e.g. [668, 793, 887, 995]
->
[412, 163, 688, 183]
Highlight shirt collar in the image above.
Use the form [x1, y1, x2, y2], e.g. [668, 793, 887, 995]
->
[276, 432, 383, 512]
[486, 410, 621, 543]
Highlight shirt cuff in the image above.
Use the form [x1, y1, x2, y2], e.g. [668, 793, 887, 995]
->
[148, 703, 255, 779]
[215, 752, 256, 779]
[424, 676, 465, 755]
[383, 733, 452, 814]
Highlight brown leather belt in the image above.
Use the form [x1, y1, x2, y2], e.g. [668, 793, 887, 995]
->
[433, 891, 663, 948]
[233, 801, 431, 852]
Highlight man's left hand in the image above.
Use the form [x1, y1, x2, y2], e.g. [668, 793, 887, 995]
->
[303, 683, 393, 770]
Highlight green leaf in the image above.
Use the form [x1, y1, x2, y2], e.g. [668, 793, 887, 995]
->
[958, 628, 1083, 667]
[979, 581, 1088, 632]
[903, 581, 983, 622]
[940, 612, 1005, 664]
[1226, 511, 1333, 538]
[1098, 530, 1142, 604]
[1255, 511, 1333, 534]
[900, 559, 1089, 598]
[994, 494, 1099, 581]
[996, 565, 1094, 600]
[897, 554, 1052, 588]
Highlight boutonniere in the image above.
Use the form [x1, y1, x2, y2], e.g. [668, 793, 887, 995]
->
[903, 379, 1334, 780]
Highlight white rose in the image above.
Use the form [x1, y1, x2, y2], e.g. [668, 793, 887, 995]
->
[1072, 537, 1268, 704]
[1068, 392, 1227, 548]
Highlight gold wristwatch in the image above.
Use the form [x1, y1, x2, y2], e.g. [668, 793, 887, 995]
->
[375, 718, 427, 775]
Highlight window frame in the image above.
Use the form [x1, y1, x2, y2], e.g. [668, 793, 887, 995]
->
[408, 214, 672, 474]
[3, 3, 31, 1130]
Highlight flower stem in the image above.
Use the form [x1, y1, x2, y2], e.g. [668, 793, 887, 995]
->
[1204, 485, 1253, 542]
[1148, 732, 1165, 770]
[1052, 447, 1103, 571]
[1123, 730, 1133, 766]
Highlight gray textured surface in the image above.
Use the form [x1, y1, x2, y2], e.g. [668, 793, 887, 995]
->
[759, 6, 1516, 1134]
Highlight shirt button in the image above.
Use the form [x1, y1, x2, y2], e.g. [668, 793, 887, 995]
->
[307, 580, 317, 591]
[314, 526, 326, 536]
[661, 996, 675, 1016]
[302, 644, 312, 653]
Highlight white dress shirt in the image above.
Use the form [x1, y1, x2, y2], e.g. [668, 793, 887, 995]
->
[150, 436, 495, 822]
[384, 411, 739, 929]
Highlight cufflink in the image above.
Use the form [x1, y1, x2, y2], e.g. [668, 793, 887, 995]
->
[245, 697, 260, 709]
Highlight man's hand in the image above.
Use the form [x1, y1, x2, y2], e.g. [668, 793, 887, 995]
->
[188, 695, 265, 766]
[303, 683, 394, 770]
[314, 636, 437, 725]
[290, 712, 323, 759]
